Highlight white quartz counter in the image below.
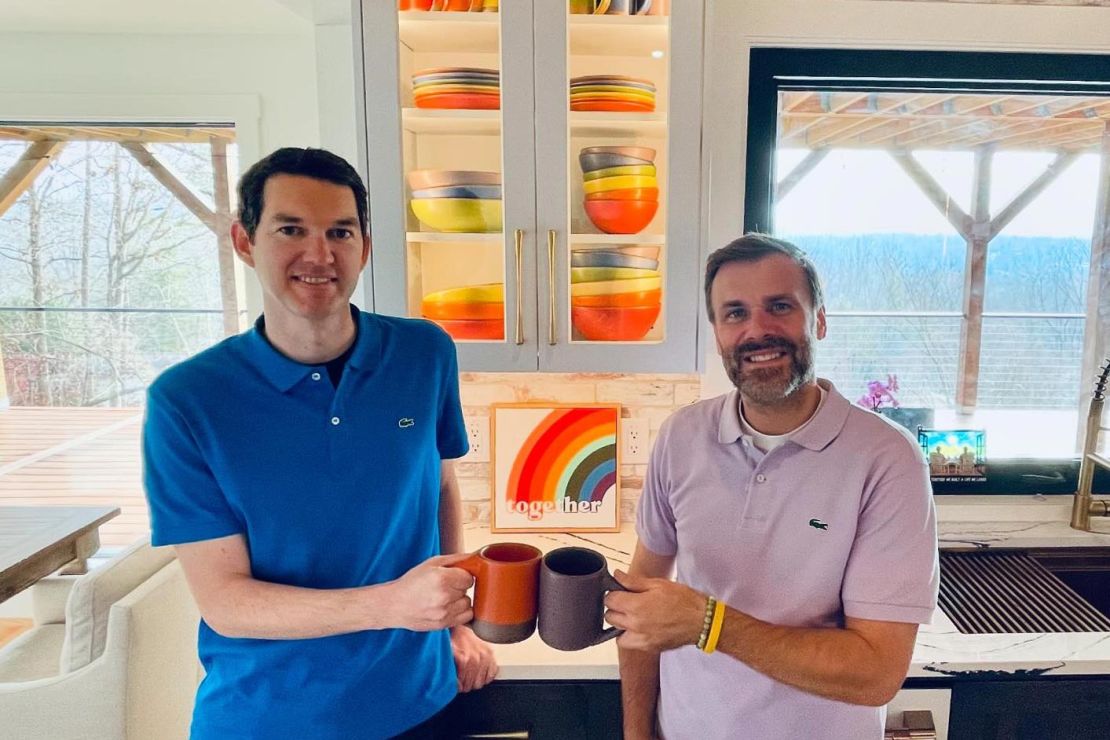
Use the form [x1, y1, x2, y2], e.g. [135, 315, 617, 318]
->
[463, 495, 1110, 682]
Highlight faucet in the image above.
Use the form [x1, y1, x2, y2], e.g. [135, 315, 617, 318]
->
[1071, 358, 1110, 531]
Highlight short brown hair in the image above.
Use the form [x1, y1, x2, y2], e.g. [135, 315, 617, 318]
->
[703, 234, 824, 322]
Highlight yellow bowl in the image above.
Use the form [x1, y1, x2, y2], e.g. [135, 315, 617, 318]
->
[570, 276, 662, 297]
[582, 164, 656, 181]
[582, 175, 658, 195]
[571, 267, 662, 283]
[423, 283, 504, 304]
[411, 198, 502, 232]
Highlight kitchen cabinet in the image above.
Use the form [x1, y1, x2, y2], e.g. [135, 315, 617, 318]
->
[948, 678, 1110, 739]
[355, 2, 705, 371]
[442, 680, 621, 739]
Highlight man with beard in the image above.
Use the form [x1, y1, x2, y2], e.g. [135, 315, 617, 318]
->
[605, 234, 939, 739]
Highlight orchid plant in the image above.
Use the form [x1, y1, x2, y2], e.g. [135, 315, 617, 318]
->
[858, 374, 900, 411]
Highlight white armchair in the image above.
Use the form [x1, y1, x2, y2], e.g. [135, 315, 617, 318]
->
[0, 538, 200, 740]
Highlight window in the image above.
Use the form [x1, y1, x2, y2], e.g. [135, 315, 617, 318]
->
[0, 124, 241, 545]
[746, 50, 1110, 492]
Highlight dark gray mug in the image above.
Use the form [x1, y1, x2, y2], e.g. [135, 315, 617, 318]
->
[538, 547, 626, 651]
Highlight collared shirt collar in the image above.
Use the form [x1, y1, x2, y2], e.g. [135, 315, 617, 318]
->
[716, 378, 850, 451]
[240, 305, 381, 393]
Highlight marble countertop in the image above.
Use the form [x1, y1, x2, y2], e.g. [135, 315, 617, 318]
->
[464, 495, 1110, 682]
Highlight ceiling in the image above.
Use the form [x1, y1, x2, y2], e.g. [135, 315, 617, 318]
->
[779, 91, 1110, 152]
[0, 0, 333, 35]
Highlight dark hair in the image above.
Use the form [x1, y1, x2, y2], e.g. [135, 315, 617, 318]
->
[703, 233, 824, 322]
[236, 147, 368, 239]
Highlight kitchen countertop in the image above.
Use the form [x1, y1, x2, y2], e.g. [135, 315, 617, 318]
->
[463, 495, 1110, 682]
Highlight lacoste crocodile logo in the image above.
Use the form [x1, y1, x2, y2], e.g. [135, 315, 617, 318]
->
[398, 418, 415, 429]
[808, 518, 828, 531]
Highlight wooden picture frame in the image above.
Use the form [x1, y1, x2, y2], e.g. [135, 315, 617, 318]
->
[491, 403, 621, 533]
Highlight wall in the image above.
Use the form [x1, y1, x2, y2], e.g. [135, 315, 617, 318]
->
[698, 0, 1110, 397]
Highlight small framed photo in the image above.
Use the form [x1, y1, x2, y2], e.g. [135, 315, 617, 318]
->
[491, 403, 621, 533]
[919, 428, 987, 483]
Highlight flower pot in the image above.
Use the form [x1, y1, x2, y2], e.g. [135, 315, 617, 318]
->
[878, 407, 934, 435]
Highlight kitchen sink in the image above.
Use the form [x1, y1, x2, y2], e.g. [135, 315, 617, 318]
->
[938, 548, 1110, 634]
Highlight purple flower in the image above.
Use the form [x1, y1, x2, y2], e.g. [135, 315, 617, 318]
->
[857, 374, 900, 411]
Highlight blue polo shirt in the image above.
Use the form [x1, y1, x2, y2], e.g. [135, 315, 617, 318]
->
[142, 308, 468, 739]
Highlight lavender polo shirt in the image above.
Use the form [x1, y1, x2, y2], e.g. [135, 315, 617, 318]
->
[636, 379, 939, 740]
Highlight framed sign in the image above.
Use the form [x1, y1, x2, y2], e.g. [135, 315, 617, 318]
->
[919, 428, 987, 483]
[491, 403, 621, 533]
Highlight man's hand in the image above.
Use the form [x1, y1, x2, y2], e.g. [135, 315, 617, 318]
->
[388, 553, 475, 631]
[604, 570, 706, 652]
[450, 624, 498, 692]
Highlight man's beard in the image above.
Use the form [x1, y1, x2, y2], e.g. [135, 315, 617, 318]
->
[723, 335, 816, 405]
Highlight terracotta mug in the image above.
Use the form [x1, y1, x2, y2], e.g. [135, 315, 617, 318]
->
[538, 547, 626, 651]
[457, 542, 542, 643]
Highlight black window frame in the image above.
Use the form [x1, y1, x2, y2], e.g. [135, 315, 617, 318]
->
[745, 48, 1110, 495]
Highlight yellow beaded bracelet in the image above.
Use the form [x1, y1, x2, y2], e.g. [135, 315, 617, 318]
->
[695, 595, 716, 650]
[702, 599, 726, 654]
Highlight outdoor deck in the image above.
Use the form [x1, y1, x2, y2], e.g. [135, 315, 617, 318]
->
[0, 407, 146, 548]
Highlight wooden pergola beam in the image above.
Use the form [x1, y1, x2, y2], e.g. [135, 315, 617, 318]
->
[989, 151, 1079, 240]
[889, 150, 974, 239]
[209, 137, 240, 337]
[0, 140, 65, 219]
[775, 148, 829, 202]
[119, 141, 216, 232]
[1080, 124, 1110, 440]
[955, 145, 995, 412]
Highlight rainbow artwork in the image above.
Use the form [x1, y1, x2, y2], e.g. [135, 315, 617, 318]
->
[493, 405, 620, 531]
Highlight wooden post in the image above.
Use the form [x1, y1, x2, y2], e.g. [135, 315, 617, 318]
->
[956, 144, 994, 413]
[209, 137, 240, 336]
[0, 140, 65, 219]
[119, 142, 216, 231]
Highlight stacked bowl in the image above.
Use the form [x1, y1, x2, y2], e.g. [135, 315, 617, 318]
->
[570, 247, 662, 341]
[570, 75, 655, 112]
[422, 283, 504, 340]
[407, 170, 502, 233]
[412, 67, 500, 110]
[579, 146, 658, 234]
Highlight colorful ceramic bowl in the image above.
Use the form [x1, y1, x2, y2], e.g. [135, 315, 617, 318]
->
[571, 250, 660, 270]
[582, 175, 658, 195]
[571, 287, 662, 308]
[410, 184, 502, 200]
[414, 92, 500, 110]
[580, 145, 656, 161]
[423, 283, 504, 304]
[407, 170, 501, 190]
[583, 199, 659, 234]
[571, 266, 662, 283]
[582, 164, 656, 181]
[579, 151, 654, 172]
[570, 275, 662, 297]
[431, 318, 504, 341]
[571, 100, 654, 112]
[421, 300, 504, 321]
[585, 186, 659, 202]
[571, 304, 661, 341]
[411, 198, 502, 232]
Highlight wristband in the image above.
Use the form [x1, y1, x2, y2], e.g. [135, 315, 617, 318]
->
[703, 599, 726, 654]
[695, 595, 716, 650]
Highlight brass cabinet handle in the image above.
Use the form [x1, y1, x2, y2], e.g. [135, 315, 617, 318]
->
[547, 229, 557, 346]
[514, 229, 525, 345]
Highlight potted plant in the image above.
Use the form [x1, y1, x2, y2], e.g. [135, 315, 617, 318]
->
[857, 374, 934, 434]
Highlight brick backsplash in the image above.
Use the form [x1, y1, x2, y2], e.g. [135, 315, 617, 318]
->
[457, 372, 700, 525]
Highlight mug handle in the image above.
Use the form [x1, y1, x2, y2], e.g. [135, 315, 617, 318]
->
[636, 0, 652, 14]
[592, 570, 627, 645]
[593, 0, 612, 15]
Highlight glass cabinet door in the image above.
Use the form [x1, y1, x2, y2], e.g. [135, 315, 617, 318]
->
[359, 0, 538, 371]
[533, 0, 702, 372]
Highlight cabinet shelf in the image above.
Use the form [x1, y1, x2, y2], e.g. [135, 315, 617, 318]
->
[398, 12, 667, 56]
[407, 232, 501, 243]
[570, 112, 666, 137]
[570, 233, 665, 246]
[402, 108, 501, 134]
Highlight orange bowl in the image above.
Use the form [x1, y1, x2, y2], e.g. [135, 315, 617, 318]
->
[421, 300, 504, 321]
[571, 100, 655, 112]
[430, 318, 504, 340]
[585, 187, 659, 202]
[572, 288, 662, 308]
[571, 304, 661, 341]
[583, 199, 659, 234]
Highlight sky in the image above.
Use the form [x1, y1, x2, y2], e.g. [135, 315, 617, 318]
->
[775, 149, 1101, 238]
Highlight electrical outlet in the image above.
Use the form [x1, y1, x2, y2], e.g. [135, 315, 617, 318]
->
[622, 417, 649, 464]
[465, 417, 489, 463]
